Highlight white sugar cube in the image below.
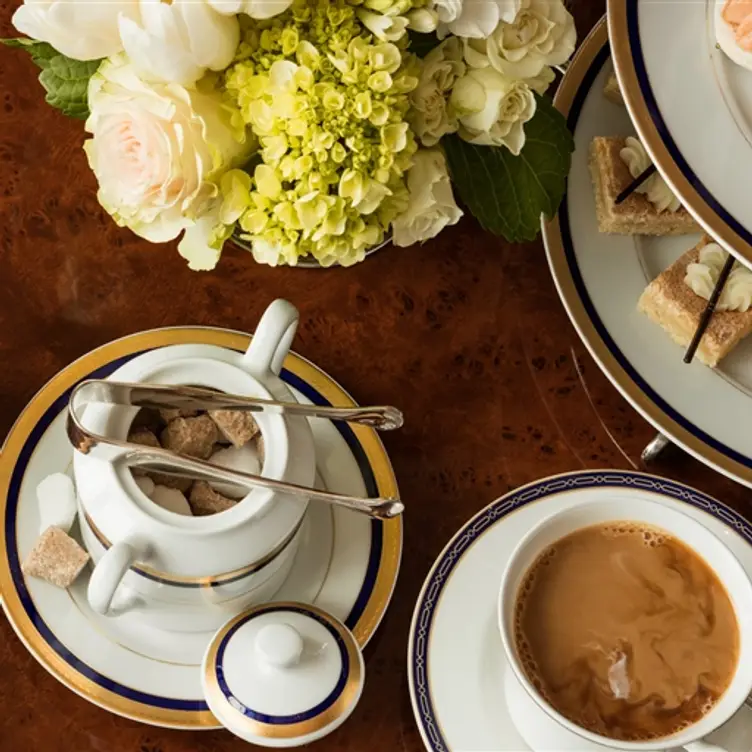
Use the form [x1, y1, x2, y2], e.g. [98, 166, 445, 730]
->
[134, 475, 155, 497]
[151, 485, 192, 516]
[209, 444, 262, 499]
[36, 473, 78, 534]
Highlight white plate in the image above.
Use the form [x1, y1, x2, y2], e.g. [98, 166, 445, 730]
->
[0, 327, 402, 729]
[542, 18, 752, 489]
[608, 0, 752, 267]
[407, 469, 752, 751]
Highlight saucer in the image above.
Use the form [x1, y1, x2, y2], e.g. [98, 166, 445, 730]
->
[609, 0, 752, 266]
[408, 470, 752, 751]
[543, 17, 752, 489]
[0, 327, 402, 729]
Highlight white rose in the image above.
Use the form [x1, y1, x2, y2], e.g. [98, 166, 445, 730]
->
[409, 37, 466, 147]
[439, 0, 521, 39]
[451, 67, 536, 154]
[84, 55, 252, 268]
[463, 0, 576, 80]
[392, 149, 463, 247]
[12, 0, 139, 61]
[206, 0, 292, 18]
[119, 0, 240, 87]
[433, 0, 464, 23]
[407, 0, 462, 31]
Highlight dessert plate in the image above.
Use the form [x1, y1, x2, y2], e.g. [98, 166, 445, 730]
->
[542, 18, 752, 489]
[608, 0, 752, 267]
[408, 470, 752, 751]
[0, 327, 402, 729]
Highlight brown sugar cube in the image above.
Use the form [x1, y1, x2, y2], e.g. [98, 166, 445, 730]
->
[129, 407, 163, 434]
[638, 236, 752, 367]
[145, 473, 194, 494]
[589, 136, 700, 236]
[189, 481, 237, 516]
[159, 407, 200, 423]
[128, 428, 160, 448]
[210, 410, 260, 448]
[160, 415, 219, 459]
[23, 526, 90, 588]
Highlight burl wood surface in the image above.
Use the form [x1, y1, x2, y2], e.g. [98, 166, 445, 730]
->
[0, 3, 749, 751]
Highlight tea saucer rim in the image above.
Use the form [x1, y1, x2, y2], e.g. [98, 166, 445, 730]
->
[407, 469, 752, 752]
[0, 326, 401, 729]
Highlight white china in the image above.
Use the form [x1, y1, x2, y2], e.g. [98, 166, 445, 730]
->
[608, 0, 752, 267]
[408, 470, 752, 752]
[499, 498, 752, 752]
[542, 18, 752, 489]
[202, 602, 365, 747]
[78, 300, 316, 629]
[0, 325, 402, 728]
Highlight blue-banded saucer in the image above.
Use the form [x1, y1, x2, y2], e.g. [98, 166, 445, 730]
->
[407, 470, 752, 751]
[609, 0, 752, 267]
[543, 17, 752, 488]
[0, 327, 402, 729]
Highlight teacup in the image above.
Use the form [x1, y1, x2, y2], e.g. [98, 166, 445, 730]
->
[497, 497, 752, 752]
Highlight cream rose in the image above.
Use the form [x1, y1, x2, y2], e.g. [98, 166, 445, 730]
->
[409, 38, 466, 147]
[462, 0, 576, 80]
[407, 0, 463, 31]
[12, 0, 139, 61]
[440, 0, 521, 39]
[207, 0, 292, 18]
[392, 149, 463, 247]
[84, 55, 252, 269]
[451, 67, 536, 153]
[433, 0, 464, 23]
[119, 0, 240, 87]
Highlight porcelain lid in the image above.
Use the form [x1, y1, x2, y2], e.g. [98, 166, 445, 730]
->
[202, 602, 364, 748]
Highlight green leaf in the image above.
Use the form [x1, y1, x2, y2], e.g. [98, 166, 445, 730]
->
[443, 94, 575, 243]
[41, 57, 102, 120]
[408, 30, 442, 58]
[1, 37, 58, 69]
[2, 38, 101, 119]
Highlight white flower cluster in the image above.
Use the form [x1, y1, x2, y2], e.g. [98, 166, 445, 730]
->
[13, 0, 289, 82]
[409, 0, 576, 154]
[9, 0, 575, 268]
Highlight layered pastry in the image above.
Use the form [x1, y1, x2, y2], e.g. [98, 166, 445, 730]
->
[715, 0, 752, 71]
[638, 236, 752, 367]
[603, 71, 624, 105]
[589, 136, 700, 235]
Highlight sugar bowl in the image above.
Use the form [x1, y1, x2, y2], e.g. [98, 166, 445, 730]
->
[73, 299, 317, 632]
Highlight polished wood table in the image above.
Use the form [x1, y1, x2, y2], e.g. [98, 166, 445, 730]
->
[1, 2, 749, 750]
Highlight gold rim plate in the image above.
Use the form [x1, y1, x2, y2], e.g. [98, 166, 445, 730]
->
[608, 0, 752, 266]
[542, 17, 752, 487]
[0, 327, 402, 728]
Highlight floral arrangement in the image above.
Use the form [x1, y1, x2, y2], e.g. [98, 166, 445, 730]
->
[3, 0, 576, 269]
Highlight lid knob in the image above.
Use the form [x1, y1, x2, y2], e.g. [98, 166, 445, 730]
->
[255, 623, 304, 669]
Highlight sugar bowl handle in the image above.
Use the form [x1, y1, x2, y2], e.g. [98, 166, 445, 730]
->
[88, 541, 140, 616]
[243, 299, 299, 378]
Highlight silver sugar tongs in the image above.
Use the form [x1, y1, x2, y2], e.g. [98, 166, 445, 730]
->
[66, 379, 404, 520]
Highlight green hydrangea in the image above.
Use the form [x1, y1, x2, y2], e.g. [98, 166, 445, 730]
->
[221, 0, 419, 266]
